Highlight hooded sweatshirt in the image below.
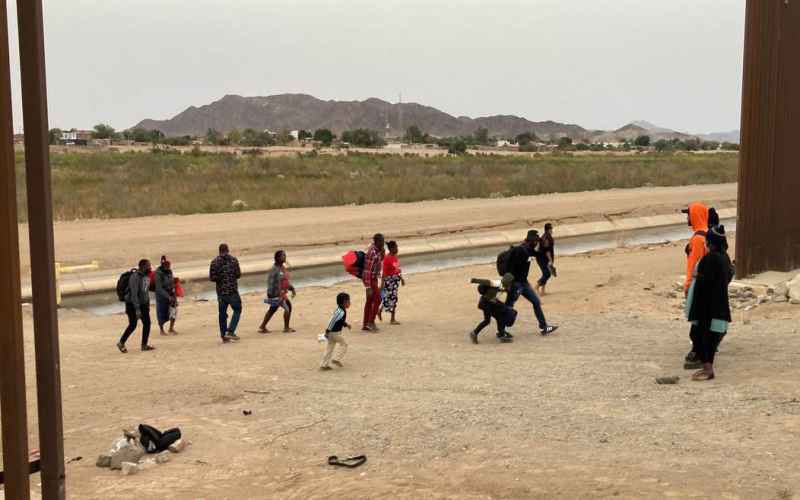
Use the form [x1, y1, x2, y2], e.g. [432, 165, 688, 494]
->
[684, 202, 709, 294]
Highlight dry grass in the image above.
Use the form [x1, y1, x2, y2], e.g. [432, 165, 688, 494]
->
[14, 150, 738, 221]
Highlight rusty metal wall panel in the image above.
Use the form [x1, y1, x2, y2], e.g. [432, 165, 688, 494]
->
[737, 0, 800, 276]
[15, 0, 67, 497]
[0, 0, 32, 498]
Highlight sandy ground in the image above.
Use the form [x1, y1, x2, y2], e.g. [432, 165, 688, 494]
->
[17, 183, 737, 276]
[6, 237, 800, 499]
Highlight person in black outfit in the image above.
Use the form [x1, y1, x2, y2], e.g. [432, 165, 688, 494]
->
[117, 259, 155, 353]
[687, 226, 732, 381]
[470, 274, 515, 343]
[536, 223, 556, 296]
[506, 230, 558, 335]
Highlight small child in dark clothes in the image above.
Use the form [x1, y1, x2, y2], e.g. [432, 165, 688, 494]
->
[470, 273, 517, 344]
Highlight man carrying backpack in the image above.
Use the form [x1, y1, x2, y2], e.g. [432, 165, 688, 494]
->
[210, 243, 243, 343]
[117, 259, 156, 353]
[502, 230, 558, 336]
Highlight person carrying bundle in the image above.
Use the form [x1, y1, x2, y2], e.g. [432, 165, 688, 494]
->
[469, 273, 517, 344]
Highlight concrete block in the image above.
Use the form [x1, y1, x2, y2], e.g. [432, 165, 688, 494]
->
[109, 440, 145, 470]
[787, 275, 800, 302]
[120, 462, 139, 475]
[168, 439, 188, 453]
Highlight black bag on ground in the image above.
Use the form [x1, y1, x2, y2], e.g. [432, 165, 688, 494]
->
[116, 269, 136, 302]
[496, 246, 514, 276]
[138, 424, 181, 453]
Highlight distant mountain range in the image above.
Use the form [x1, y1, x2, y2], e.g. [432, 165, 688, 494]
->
[133, 94, 739, 143]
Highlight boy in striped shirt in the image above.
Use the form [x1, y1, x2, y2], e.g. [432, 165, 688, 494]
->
[320, 293, 351, 370]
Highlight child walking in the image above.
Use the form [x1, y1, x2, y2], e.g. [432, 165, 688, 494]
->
[379, 240, 405, 325]
[469, 273, 517, 344]
[320, 293, 351, 371]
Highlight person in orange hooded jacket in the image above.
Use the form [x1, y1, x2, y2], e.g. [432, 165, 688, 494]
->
[683, 203, 709, 296]
[682, 202, 709, 368]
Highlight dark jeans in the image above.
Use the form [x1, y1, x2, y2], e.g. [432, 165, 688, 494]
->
[506, 280, 547, 330]
[536, 258, 552, 286]
[120, 302, 151, 347]
[218, 293, 242, 338]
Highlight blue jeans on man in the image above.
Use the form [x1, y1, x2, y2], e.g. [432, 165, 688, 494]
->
[536, 257, 552, 287]
[218, 293, 242, 338]
[505, 280, 547, 331]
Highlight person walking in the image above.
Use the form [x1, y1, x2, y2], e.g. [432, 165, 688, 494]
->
[209, 243, 242, 343]
[536, 223, 556, 296]
[686, 226, 733, 381]
[320, 292, 351, 371]
[682, 203, 709, 368]
[259, 250, 296, 333]
[117, 259, 156, 353]
[505, 230, 558, 336]
[470, 273, 516, 344]
[362, 233, 385, 332]
[380, 240, 405, 325]
[155, 256, 177, 336]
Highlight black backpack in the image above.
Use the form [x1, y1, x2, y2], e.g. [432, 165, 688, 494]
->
[138, 424, 181, 453]
[354, 251, 366, 278]
[496, 246, 514, 276]
[116, 269, 136, 302]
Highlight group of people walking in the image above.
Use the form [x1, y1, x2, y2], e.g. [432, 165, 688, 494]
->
[115, 235, 407, 371]
[116, 256, 181, 353]
[115, 209, 729, 381]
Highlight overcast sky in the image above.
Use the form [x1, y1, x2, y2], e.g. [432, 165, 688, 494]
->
[7, 0, 745, 134]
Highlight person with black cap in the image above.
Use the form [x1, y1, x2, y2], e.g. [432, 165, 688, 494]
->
[685, 225, 733, 381]
[505, 230, 558, 336]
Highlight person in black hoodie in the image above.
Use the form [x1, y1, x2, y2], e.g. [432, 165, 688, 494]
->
[505, 230, 558, 336]
[686, 226, 733, 381]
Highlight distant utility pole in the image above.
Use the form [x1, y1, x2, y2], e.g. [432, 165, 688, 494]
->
[398, 92, 403, 138]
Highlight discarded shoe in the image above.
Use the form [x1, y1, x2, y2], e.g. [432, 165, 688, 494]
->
[328, 455, 367, 468]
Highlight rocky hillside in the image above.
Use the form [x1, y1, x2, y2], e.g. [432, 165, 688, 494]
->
[589, 122, 695, 143]
[134, 94, 588, 139]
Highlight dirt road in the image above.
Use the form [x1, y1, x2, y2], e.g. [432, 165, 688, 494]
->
[7, 237, 800, 499]
[18, 183, 737, 276]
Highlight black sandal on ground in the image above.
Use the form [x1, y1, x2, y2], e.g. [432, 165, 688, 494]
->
[328, 455, 367, 468]
[116, 342, 127, 353]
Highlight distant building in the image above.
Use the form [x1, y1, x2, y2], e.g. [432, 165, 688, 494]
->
[61, 129, 92, 145]
[495, 139, 513, 148]
[13, 133, 24, 144]
[289, 130, 300, 140]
